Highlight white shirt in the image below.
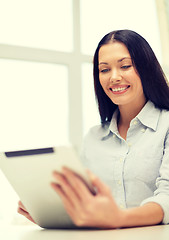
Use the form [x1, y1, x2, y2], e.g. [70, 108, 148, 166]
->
[81, 101, 169, 224]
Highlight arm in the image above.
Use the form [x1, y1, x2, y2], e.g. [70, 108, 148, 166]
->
[51, 168, 164, 229]
[121, 203, 163, 227]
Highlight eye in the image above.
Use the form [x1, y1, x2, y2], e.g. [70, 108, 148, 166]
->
[121, 65, 132, 69]
[100, 68, 110, 73]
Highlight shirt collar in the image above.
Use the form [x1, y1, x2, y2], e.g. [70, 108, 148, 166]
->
[102, 101, 161, 139]
[136, 101, 161, 131]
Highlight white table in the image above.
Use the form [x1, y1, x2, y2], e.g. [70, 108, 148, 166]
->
[0, 224, 169, 240]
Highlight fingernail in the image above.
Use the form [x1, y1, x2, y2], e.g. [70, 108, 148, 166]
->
[53, 170, 59, 175]
[62, 166, 68, 172]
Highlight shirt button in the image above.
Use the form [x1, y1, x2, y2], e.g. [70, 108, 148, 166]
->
[113, 134, 116, 138]
[128, 142, 132, 147]
[118, 180, 122, 186]
[133, 120, 138, 125]
[141, 129, 145, 133]
[119, 204, 125, 209]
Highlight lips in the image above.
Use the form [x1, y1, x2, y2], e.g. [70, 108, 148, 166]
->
[109, 85, 130, 94]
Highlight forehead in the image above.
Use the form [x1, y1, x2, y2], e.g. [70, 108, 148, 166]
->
[98, 42, 131, 63]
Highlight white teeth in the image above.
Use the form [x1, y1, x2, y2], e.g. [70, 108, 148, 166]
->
[111, 87, 128, 92]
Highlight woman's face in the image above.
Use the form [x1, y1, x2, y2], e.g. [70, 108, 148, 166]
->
[98, 42, 146, 107]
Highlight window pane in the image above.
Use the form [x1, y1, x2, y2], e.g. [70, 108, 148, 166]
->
[82, 63, 100, 136]
[80, 0, 161, 62]
[0, 0, 73, 52]
[0, 59, 69, 151]
[165, 0, 169, 24]
[0, 59, 68, 223]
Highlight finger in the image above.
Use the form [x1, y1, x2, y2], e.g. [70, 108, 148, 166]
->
[17, 207, 36, 224]
[18, 201, 27, 212]
[87, 170, 111, 196]
[62, 167, 93, 201]
[52, 172, 81, 208]
[50, 182, 73, 208]
[51, 182, 80, 219]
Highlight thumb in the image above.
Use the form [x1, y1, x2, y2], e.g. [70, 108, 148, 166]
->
[87, 169, 111, 195]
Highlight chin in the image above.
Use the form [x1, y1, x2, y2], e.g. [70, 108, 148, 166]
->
[110, 98, 131, 106]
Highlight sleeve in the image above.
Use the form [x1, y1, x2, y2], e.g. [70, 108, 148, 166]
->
[79, 124, 102, 169]
[79, 131, 90, 168]
[140, 132, 169, 224]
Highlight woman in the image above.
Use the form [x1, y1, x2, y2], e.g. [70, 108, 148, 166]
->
[18, 30, 169, 228]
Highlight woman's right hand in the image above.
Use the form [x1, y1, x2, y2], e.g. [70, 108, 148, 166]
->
[17, 201, 36, 224]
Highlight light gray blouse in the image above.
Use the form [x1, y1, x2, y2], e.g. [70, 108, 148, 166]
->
[81, 101, 169, 224]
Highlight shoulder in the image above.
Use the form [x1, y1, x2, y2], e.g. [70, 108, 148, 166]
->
[160, 108, 169, 116]
[81, 123, 111, 162]
[145, 101, 169, 130]
[84, 122, 110, 141]
[154, 106, 169, 137]
[159, 107, 169, 124]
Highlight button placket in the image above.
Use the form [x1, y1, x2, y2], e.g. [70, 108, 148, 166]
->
[113, 152, 126, 209]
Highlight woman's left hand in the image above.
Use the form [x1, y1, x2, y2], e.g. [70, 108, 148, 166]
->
[51, 167, 125, 229]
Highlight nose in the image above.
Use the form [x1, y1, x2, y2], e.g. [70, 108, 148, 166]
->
[110, 69, 122, 83]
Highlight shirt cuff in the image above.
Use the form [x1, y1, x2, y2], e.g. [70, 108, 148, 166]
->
[140, 195, 169, 224]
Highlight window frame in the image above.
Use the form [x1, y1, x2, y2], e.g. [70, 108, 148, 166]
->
[0, 0, 92, 151]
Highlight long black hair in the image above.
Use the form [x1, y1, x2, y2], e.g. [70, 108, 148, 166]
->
[93, 29, 169, 125]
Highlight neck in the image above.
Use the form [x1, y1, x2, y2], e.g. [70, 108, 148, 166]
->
[118, 98, 147, 128]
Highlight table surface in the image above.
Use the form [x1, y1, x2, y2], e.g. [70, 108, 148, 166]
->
[1, 224, 169, 240]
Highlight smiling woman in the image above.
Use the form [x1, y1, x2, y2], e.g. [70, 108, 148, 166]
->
[78, 30, 169, 227]
[18, 29, 169, 229]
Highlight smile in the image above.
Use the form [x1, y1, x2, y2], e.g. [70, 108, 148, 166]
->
[110, 85, 130, 94]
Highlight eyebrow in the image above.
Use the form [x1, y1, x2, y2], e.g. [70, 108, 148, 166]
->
[99, 57, 131, 65]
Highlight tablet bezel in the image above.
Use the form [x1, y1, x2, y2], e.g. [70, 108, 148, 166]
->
[0, 145, 94, 229]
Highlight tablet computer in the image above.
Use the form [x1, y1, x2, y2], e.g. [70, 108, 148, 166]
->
[0, 145, 94, 229]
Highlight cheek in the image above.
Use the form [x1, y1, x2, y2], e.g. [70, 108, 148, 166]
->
[99, 76, 106, 89]
[132, 78, 144, 95]
[134, 75, 143, 89]
[123, 70, 136, 81]
[127, 71, 142, 87]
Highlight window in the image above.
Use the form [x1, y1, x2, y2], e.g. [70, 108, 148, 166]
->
[156, 0, 169, 79]
[0, 0, 73, 52]
[80, 0, 161, 61]
[82, 63, 100, 135]
[0, 59, 69, 151]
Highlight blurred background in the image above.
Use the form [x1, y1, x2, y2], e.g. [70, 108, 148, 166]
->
[0, 0, 168, 224]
